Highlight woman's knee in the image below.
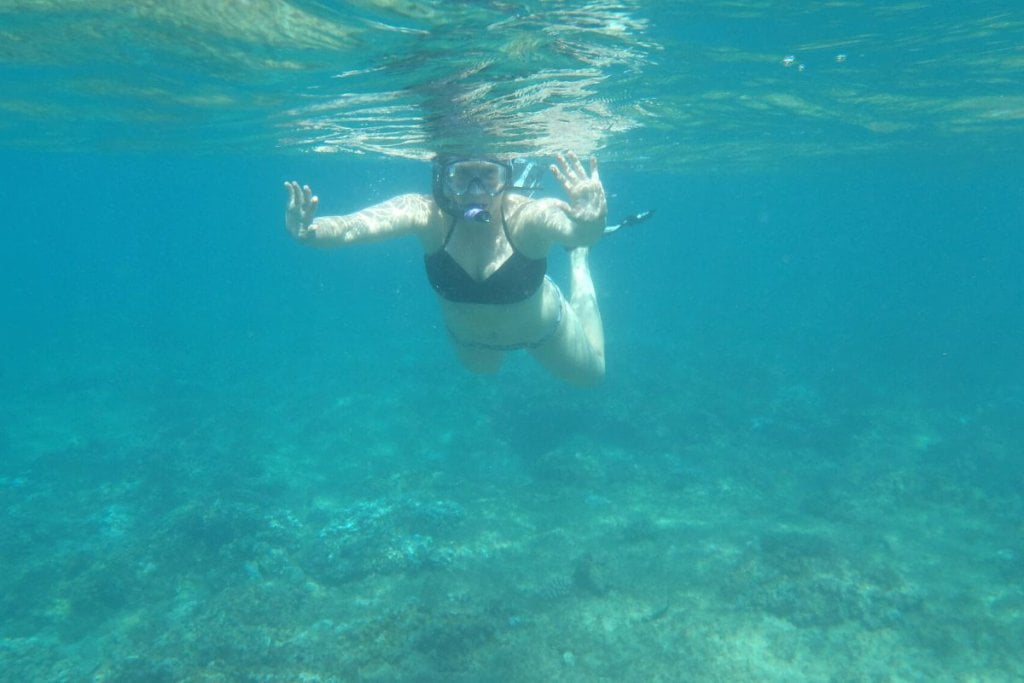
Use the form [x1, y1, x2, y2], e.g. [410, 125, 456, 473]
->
[568, 356, 605, 387]
[542, 350, 604, 387]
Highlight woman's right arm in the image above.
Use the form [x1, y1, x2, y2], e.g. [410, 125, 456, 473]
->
[284, 181, 434, 247]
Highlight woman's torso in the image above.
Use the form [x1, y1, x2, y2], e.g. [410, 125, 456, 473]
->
[421, 194, 561, 346]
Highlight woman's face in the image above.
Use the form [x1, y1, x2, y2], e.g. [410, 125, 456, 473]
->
[443, 160, 509, 201]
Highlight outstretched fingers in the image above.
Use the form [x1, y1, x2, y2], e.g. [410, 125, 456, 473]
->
[284, 181, 319, 236]
[550, 156, 568, 189]
[284, 181, 317, 210]
[551, 152, 599, 191]
[567, 151, 587, 178]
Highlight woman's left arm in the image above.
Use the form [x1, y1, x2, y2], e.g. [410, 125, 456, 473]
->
[515, 152, 607, 252]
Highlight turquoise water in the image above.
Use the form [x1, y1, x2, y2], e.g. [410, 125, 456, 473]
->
[2, 2, 1023, 680]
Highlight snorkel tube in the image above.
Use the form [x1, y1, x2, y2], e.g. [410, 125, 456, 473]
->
[508, 158, 545, 197]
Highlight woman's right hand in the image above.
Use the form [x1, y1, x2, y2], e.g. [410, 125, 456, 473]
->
[284, 181, 319, 240]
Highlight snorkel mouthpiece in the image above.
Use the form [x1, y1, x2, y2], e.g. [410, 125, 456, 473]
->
[463, 204, 491, 223]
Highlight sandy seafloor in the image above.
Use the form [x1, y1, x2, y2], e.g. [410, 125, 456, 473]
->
[2, 332, 1021, 681]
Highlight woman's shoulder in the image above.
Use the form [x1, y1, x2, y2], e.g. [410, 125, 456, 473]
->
[399, 193, 446, 250]
[504, 195, 553, 258]
[503, 193, 537, 228]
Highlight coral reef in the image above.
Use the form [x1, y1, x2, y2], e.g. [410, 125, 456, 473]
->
[2, 351, 1022, 680]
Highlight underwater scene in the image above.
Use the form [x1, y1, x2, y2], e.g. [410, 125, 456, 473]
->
[1, 1, 1022, 681]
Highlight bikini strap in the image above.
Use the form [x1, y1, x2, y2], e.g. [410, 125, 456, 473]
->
[441, 214, 457, 248]
[500, 198, 519, 253]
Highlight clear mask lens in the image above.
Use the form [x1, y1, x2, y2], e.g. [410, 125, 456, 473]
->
[444, 160, 508, 197]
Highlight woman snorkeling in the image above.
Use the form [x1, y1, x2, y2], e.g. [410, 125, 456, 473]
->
[284, 152, 609, 386]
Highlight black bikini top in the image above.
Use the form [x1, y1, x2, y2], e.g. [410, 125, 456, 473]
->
[424, 205, 547, 305]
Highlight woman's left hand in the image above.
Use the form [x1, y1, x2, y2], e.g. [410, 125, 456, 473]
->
[551, 151, 607, 226]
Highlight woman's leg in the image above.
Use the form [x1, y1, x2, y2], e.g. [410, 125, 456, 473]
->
[530, 247, 606, 385]
[567, 246, 606, 367]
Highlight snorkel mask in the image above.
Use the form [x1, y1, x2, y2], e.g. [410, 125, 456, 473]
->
[432, 157, 544, 222]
